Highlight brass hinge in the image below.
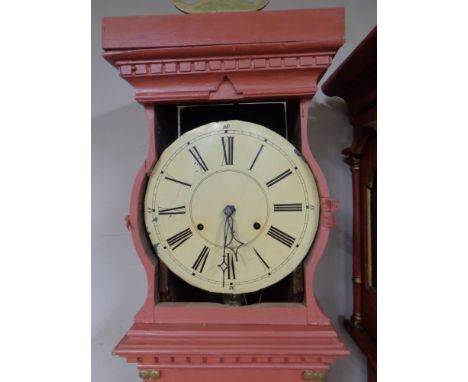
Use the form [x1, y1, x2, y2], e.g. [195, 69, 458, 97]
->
[320, 197, 339, 228]
[124, 215, 132, 231]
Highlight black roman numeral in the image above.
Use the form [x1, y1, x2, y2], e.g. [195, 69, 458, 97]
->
[165, 176, 192, 188]
[192, 246, 210, 273]
[266, 169, 292, 187]
[273, 203, 303, 212]
[249, 144, 264, 171]
[188, 146, 209, 172]
[221, 136, 234, 165]
[253, 247, 270, 269]
[158, 205, 186, 215]
[227, 252, 236, 280]
[167, 228, 193, 250]
[267, 226, 295, 248]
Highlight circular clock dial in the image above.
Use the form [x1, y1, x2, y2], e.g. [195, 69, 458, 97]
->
[144, 120, 320, 294]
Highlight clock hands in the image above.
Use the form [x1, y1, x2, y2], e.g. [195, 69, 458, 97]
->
[223, 205, 244, 261]
[218, 205, 245, 288]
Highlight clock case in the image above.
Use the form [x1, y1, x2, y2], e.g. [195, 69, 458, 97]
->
[323, 26, 377, 382]
[102, 8, 348, 381]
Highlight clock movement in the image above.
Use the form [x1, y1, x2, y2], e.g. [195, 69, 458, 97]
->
[102, 7, 348, 382]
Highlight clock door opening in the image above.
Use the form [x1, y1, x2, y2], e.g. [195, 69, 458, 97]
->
[154, 101, 301, 154]
[151, 100, 307, 306]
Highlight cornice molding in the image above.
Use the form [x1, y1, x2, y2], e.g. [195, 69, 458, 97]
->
[114, 53, 334, 78]
[114, 323, 347, 367]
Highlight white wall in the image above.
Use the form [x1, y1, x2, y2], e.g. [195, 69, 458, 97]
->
[92, 1, 376, 381]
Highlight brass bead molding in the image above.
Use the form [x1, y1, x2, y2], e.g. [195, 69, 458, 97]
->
[304, 370, 327, 381]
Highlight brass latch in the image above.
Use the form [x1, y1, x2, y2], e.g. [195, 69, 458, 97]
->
[320, 197, 339, 228]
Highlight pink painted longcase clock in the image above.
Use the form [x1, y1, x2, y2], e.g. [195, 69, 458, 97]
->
[102, 8, 348, 382]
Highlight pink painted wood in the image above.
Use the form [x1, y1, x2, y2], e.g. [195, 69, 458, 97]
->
[103, 8, 348, 381]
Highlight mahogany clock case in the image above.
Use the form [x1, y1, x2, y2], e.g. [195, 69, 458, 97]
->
[323, 26, 377, 382]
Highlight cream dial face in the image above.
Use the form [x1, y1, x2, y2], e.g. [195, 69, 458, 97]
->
[144, 120, 320, 294]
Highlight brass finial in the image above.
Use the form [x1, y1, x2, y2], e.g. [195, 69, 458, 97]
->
[172, 0, 270, 13]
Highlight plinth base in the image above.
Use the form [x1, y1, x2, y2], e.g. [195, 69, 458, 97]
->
[114, 322, 348, 382]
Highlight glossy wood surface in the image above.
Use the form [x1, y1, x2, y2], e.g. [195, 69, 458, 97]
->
[323, 26, 377, 382]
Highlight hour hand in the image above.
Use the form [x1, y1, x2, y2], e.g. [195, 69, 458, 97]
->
[222, 205, 244, 260]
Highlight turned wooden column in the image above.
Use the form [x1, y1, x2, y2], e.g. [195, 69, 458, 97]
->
[344, 151, 363, 327]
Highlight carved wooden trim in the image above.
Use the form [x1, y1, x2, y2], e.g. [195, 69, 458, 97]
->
[115, 53, 334, 78]
[115, 323, 348, 367]
[105, 52, 335, 104]
[102, 9, 345, 105]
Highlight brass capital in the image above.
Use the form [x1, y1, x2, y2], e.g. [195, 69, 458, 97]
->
[353, 276, 362, 284]
[352, 313, 362, 327]
[350, 157, 360, 171]
[342, 148, 361, 171]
